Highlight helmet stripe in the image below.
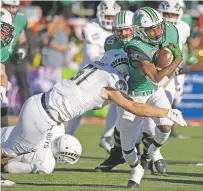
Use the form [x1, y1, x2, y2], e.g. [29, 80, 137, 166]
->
[143, 7, 159, 22]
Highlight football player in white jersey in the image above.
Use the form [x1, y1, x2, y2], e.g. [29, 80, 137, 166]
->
[66, 0, 121, 153]
[0, 50, 186, 186]
[1, 126, 82, 174]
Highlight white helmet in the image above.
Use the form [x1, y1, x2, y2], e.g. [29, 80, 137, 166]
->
[100, 49, 130, 80]
[158, 1, 183, 25]
[0, 8, 14, 47]
[2, 0, 20, 6]
[97, 0, 121, 31]
[52, 134, 82, 164]
[133, 7, 165, 45]
[112, 10, 134, 43]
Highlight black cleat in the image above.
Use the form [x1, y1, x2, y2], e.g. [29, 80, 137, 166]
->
[95, 147, 125, 172]
[127, 180, 140, 188]
[140, 154, 154, 175]
[154, 159, 167, 174]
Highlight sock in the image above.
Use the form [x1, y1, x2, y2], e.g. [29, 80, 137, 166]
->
[113, 127, 121, 148]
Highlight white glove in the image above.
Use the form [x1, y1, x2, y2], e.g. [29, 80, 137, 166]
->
[167, 109, 187, 127]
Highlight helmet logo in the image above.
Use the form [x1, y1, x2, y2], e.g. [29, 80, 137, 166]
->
[0, 11, 5, 18]
[133, 14, 144, 25]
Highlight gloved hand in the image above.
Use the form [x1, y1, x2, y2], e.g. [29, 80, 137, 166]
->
[168, 43, 182, 59]
[167, 109, 187, 127]
[175, 66, 185, 76]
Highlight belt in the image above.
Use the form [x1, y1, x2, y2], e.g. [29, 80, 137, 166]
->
[41, 93, 61, 125]
[128, 90, 156, 96]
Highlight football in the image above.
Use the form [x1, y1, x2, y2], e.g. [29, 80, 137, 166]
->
[154, 47, 174, 70]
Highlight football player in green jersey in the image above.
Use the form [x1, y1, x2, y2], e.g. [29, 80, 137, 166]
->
[96, 7, 184, 188]
[2, 0, 28, 127]
[0, 7, 16, 187]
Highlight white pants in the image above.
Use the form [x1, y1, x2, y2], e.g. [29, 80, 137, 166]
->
[117, 87, 173, 152]
[1, 94, 59, 158]
[174, 74, 185, 103]
[140, 78, 176, 137]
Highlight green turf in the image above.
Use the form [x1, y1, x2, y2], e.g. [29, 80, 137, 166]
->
[2, 124, 203, 191]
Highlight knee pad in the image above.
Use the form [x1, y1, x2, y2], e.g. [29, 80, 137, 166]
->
[123, 148, 138, 167]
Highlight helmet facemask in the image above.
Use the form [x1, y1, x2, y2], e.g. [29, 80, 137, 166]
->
[113, 26, 134, 45]
[112, 10, 134, 45]
[52, 135, 82, 164]
[158, 1, 183, 25]
[133, 7, 166, 46]
[1, 21, 14, 47]
[97, 1, 121, 31]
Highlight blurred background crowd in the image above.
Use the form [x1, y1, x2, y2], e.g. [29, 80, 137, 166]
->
[3, 0, 203, 116]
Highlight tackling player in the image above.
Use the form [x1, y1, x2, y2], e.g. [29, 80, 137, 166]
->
[66, 0, 121, 153]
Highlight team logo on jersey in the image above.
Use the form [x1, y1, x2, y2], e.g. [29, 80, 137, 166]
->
[115, 80, 128, 92]
[92, 33, 100, 40]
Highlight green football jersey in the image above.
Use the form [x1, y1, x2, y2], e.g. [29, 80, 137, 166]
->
[125, 22, 179, 94]
[0, 48, 10, 64]
[105, 36, 158, 95]
[6, 12, 27, 56]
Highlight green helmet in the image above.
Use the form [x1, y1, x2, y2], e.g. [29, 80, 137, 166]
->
[112, 10, 134, 44]
[133, 7, 166, 45]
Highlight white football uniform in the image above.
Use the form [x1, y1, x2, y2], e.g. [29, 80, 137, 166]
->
[1, 126, 64, 174]
[1, 62, 127, 158]
[80, 18, 112, 69]
[66, 18, 116, 140]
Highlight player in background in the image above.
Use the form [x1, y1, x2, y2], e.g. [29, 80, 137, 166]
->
[66, 0, 121, 153]
[96, 7, 183, 188]
[1, 126, 82, 174]
[1, 0, 28, 127]
[158, 0, 191, 137]
[0, 7, 16, 187]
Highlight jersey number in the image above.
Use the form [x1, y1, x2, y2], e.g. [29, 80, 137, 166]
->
[70, 64, 97, 85]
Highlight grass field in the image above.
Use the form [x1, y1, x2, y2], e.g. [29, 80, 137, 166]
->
[2, 124, 203, 191]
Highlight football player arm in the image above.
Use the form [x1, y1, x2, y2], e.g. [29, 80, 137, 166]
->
[101, 87, 168, 117]
[141, 57, 183, 86]
[179, 60, 203, 74]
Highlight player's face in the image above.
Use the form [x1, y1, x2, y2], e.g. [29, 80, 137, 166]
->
[105, 15, 114, 21]
[145, 24, 163, 40]
[163, 12, 179, 20]
[3, 5, 18, 15]
[114, 27, 133, 42]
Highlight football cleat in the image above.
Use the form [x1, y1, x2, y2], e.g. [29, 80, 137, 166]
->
[95, 146, 125, 172]
[140, 154, 154, 175]
[0, 176, 16, 187]
[127, 164, 144, 188]
[154, 159, 167, 174]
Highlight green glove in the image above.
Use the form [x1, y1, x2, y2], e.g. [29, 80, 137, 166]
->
[168, 43, 182, 59]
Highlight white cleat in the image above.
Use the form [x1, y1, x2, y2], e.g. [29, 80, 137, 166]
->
[127, 164, 144, 188]
[0, 176, 16, 187]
